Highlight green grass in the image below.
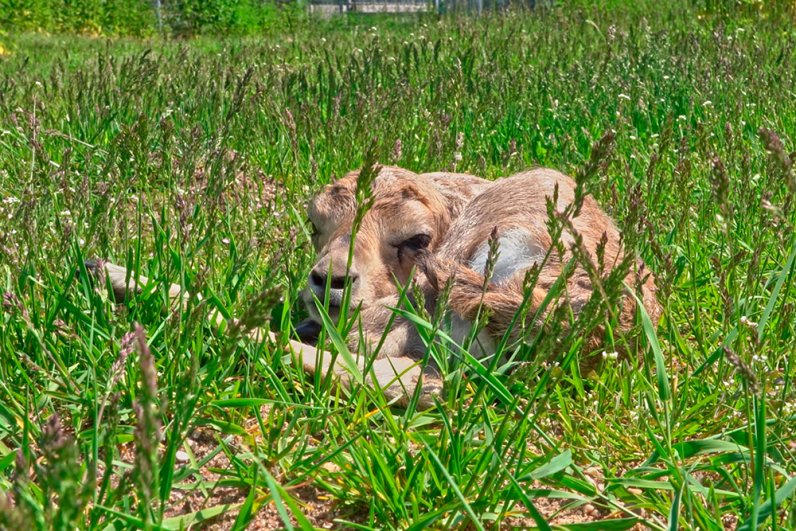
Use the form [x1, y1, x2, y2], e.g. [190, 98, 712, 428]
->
[1, 1, 795, 529]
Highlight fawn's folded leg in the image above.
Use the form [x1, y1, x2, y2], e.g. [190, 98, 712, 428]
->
[273, 332, 441, 409]
[86, 260, 442, 409]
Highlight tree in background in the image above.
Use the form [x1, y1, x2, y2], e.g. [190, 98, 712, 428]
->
[0, 0, 302, 36]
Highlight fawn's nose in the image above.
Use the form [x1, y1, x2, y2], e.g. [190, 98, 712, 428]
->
[308, 267, 359, 307]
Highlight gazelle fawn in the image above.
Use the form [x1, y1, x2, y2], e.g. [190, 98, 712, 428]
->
[90, 165, 660, 408]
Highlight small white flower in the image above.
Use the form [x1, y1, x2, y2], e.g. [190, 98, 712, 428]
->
[740, 315, 758, 329]
[601, 350, 619, 360]
[703, 100, 713, 107]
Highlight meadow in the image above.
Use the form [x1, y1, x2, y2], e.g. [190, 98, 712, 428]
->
[0, 1, 795, 529]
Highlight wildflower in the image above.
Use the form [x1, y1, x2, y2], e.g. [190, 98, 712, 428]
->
[601, 350, 619, 360]
[740, 315, 758, 329]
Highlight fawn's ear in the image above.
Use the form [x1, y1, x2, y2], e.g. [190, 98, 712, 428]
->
[422, 172, 490, 224]
[405, 248, 441, 292]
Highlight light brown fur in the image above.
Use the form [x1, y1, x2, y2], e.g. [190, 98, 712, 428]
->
[414, 169, 661, 357]
[303, 166, 490, 322]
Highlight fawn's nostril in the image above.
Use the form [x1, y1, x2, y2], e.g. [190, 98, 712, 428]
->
[328, 273, 359, 290]
[310, 271, 325, 288]
[310, 271, 358, 291]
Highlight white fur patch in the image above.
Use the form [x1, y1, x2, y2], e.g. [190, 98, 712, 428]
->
[469, 229, 544, 285]
[448, 314, 496, 359]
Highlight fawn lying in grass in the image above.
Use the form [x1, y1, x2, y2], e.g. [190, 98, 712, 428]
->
[90, 165, 660, 408]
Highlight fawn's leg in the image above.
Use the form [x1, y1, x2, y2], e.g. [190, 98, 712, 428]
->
[86, 260, 442, 409]
[276, 333, 441, 408]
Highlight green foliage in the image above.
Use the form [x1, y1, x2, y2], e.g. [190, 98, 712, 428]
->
[0, 0, 158, 36]
[0, 1, 795, 528]
[0, 0, 307, 36]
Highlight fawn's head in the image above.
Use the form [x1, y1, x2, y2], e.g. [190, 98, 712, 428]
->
[299, 166, 487, 335]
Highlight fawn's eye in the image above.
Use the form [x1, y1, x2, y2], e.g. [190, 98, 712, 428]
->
[395, 234, 431, 256]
